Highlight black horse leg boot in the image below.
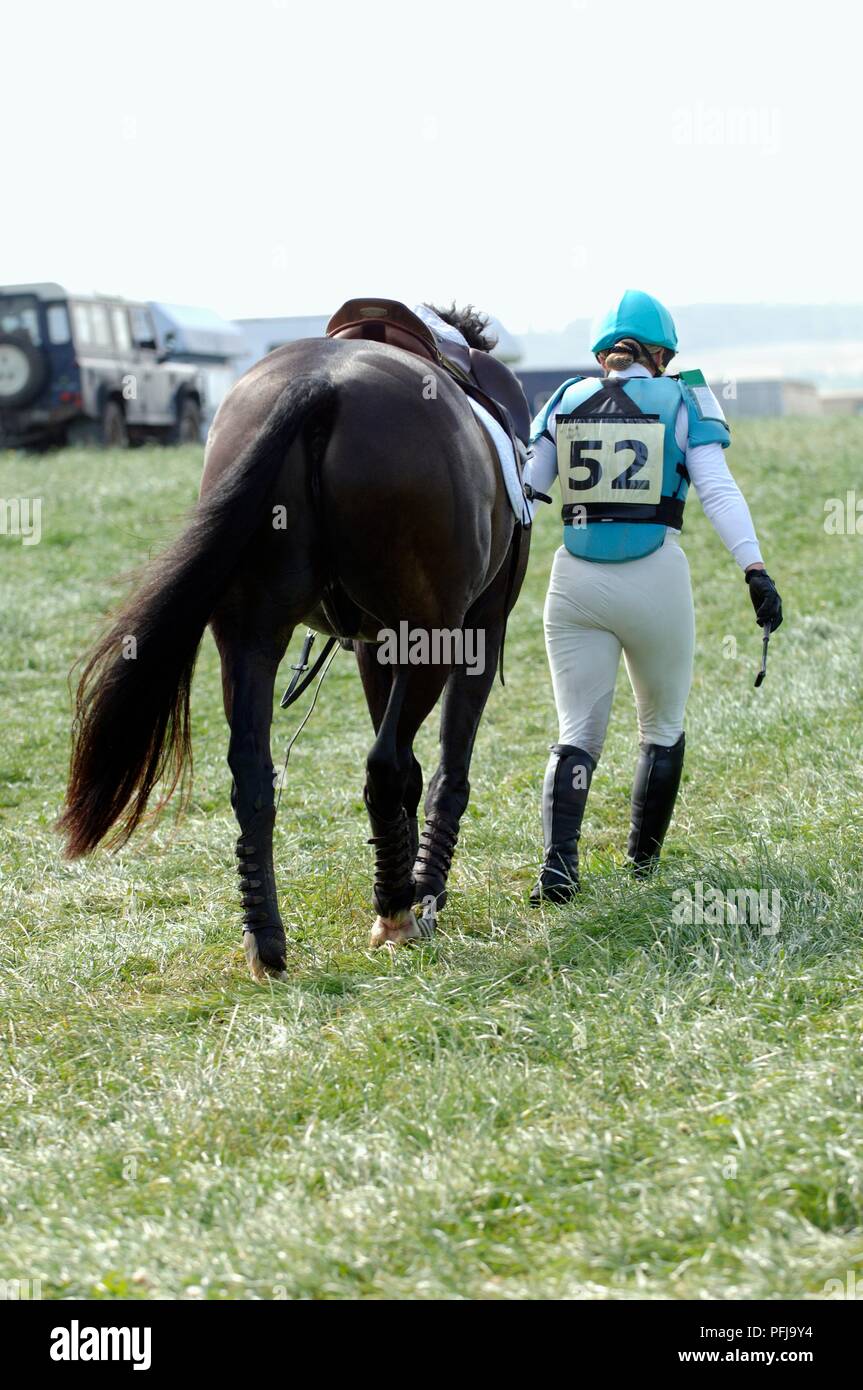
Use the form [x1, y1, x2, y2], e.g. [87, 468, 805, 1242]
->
[530, 745, 596, 906]
[627, 732, 685, 877]
[236, 805, 286, 976]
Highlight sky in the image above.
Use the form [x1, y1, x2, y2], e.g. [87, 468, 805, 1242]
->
[5, 0, 861, 333]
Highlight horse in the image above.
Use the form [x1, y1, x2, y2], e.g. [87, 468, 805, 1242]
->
[58, 304, 531, 980]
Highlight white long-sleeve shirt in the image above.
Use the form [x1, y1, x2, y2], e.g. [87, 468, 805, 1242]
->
[524, 364, 763, 570]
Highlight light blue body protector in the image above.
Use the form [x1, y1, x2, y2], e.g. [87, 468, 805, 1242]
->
[530, 374, 731, 562]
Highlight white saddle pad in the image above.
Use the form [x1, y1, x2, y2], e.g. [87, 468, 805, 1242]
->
[467, 397, 532, 526]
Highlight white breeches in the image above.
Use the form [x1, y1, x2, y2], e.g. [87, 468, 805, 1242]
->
[543, 533, 695, 761]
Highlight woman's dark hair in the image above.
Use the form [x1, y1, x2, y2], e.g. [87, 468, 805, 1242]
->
[603, 337, 674, 375]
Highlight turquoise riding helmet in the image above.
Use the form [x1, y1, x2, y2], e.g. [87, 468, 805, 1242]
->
[590, 290, 678, 355]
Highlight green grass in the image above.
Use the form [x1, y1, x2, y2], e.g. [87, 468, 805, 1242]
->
[1, 421, 862, 1300]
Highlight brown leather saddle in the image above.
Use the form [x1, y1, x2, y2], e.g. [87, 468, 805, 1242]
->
[326, 297, 531, 447]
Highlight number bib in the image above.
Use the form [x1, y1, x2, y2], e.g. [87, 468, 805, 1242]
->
[556, 416, 666, 511]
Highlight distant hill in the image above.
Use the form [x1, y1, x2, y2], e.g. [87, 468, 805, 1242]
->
[517, 304, 863, 389]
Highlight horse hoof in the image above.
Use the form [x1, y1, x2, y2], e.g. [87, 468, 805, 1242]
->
[244, 928, 287, 983]
[369, 909, 430, 948]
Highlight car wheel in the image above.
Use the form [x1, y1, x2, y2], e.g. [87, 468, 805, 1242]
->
[173, 396, 201, 444]
[66, 416, 100, 447]
[101, 399, 129, 448]
[0, 333, 47, 409]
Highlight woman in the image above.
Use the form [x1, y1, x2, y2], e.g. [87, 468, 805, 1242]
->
[523, 289, 783, 904]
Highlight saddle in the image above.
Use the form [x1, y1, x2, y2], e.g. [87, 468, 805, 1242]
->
[326, 298, 531, 447]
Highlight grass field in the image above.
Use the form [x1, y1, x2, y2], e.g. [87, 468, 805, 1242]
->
[1, 420, 862, 1301]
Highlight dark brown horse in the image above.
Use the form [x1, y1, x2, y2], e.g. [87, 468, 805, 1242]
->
[58, 305, 530, 980]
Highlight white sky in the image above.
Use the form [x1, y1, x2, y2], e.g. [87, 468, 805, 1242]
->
[5, 0, 861, 332]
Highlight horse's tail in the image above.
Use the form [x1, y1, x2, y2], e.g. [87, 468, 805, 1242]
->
[58, 376, 335, 859]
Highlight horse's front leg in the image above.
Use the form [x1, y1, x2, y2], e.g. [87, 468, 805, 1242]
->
[416, 527, 529, 920]
[213, 626, 291, 982]
[413, 613, 505, 923]
[364, 663, 449, 947]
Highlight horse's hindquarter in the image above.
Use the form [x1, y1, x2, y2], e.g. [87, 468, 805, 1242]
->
[201, 337, 343, 493]
[201, 336, 513, 635]
[201, 339, 344, 634]
[322, 344, 509, 630]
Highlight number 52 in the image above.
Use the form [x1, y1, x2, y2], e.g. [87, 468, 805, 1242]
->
[568, 438, 650, 491]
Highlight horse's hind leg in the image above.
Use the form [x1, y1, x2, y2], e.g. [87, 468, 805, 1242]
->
[355, 641, 423, 859]
[213, 624, 292, 982]
[364, 662, 449, 948]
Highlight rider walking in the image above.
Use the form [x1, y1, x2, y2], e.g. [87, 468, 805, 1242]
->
[524, 290, 783, 903]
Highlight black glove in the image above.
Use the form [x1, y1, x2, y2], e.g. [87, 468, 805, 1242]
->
[746, 568, 783, 631]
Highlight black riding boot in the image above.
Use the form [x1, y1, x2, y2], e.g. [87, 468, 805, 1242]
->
[627, 732, 685, 877]
[530, 744, 595, 906]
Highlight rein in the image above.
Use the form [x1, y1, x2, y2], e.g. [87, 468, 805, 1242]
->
[280, 629, 339, 709]
[275, 631, 341, 816]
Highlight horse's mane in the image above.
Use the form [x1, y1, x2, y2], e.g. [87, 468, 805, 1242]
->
[424, 302, 498, 353]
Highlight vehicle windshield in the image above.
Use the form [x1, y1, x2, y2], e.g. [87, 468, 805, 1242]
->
[0, 295, 41, 346]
